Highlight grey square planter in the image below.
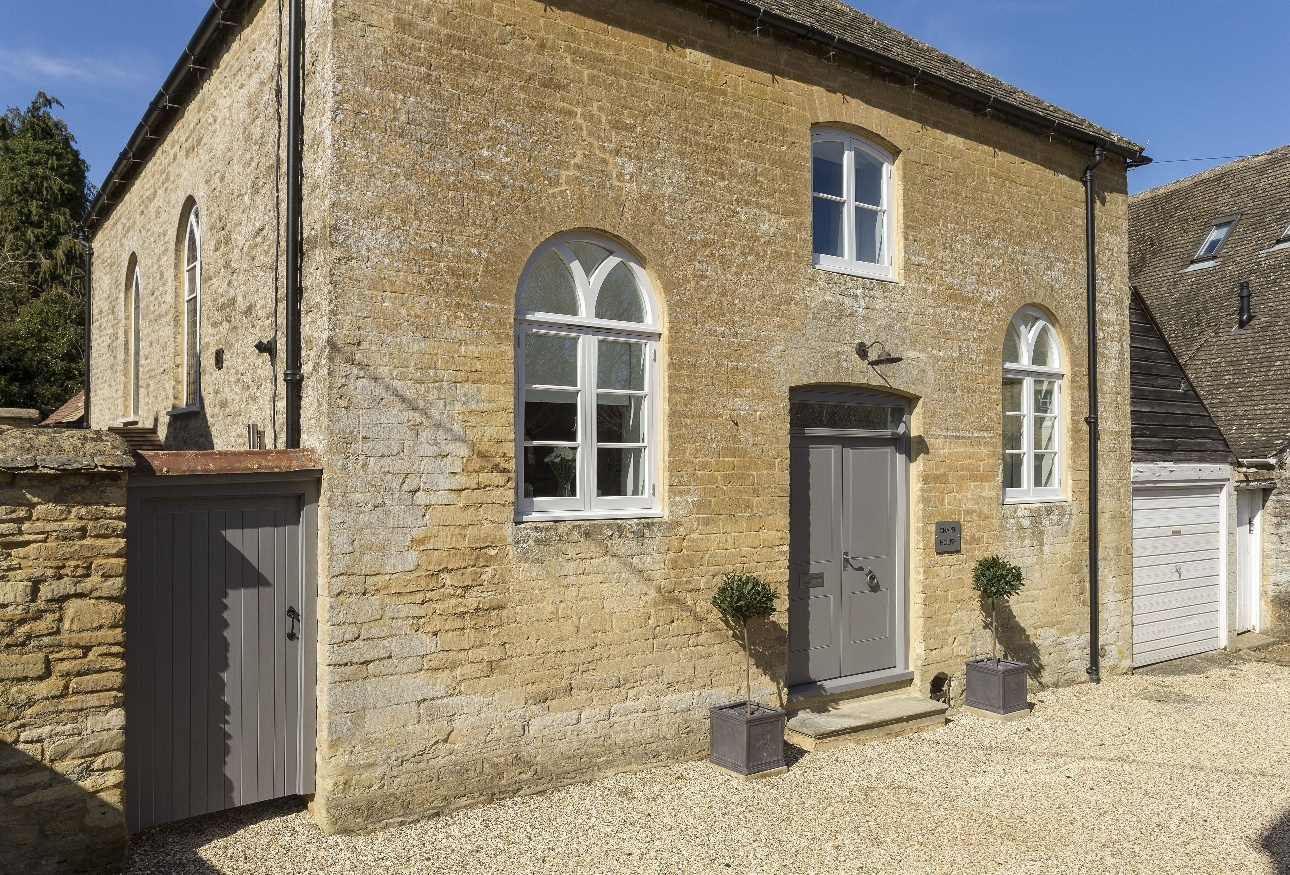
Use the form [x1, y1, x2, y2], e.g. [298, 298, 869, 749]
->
[709, 702, 786, 776]
[965, 658, 1029, 714]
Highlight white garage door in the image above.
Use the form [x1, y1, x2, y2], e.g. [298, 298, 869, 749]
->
[1132, 485, 1224, 667]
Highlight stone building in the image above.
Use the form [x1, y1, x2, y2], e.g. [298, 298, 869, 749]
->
[1129, 145, 1290, 648]
[83, 0, 1146, 834]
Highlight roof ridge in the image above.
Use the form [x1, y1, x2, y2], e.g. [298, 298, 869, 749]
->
[1132, 144, 1290, 200]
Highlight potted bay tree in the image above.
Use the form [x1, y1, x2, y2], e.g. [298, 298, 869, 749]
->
[965, 555, 1030, 715]
[708, 572, 787, 777]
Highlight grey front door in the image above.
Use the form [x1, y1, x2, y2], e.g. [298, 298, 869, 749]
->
[125, 477, 317, 832]
[787, 435, 904, 687]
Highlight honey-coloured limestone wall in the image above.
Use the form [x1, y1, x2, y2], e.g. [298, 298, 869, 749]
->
[308, 0, 1134, 831]
[0, 427, 133, 875]
[84, 0, 1137, 835]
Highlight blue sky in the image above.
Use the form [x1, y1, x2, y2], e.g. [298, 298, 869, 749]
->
[1, 1, 1287, 196]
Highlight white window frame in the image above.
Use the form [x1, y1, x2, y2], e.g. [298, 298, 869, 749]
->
[125, 263, 141, 421]
[1003, 308, 1064, 504]
[182, 207, 202, 409]
[515, 234, 662, 521]
[811, 129, 895, 282]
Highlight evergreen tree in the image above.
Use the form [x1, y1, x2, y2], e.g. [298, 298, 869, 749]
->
[0, 93, 90, 414]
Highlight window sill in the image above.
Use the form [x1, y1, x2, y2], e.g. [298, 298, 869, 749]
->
[1003, 495, 1068, 506]
[515, 509, 664, 523]
[812, 261, 899, 283]
[167, 404, 202, 417]
[1181, 258, 1218, 273]
[1262, 240, 1290, 254]
[116, 417, 139, 426]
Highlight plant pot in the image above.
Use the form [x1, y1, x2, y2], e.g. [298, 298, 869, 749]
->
[965, 658, 1030, 714]
[708, 701, 786, 776]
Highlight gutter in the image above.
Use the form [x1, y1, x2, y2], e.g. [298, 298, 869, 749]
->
[701, 0, 1148, 161]
[1082, 145, 1104, 684]
[77, 229, 91, 428]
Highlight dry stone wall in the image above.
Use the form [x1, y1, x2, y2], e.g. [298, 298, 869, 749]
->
[0, 427, 133, 875]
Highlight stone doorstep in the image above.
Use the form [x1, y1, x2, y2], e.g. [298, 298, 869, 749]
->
[784, 696, 949, 752]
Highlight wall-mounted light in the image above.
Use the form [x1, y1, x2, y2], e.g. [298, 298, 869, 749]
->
[855, 340, 903, 366]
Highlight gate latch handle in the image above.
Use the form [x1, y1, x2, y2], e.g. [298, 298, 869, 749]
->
[286, 606, 301, 641]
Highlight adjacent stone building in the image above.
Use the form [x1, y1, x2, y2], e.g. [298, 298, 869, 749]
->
[84, 0, 1145, 833]
[1130, 145, 1290, 641]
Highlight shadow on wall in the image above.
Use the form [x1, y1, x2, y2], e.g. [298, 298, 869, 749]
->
[1262, 807, 1290, 875]
[0, 742, 127, 875]
[161, 393, 214, 450]
[984, 599, 1045, 681]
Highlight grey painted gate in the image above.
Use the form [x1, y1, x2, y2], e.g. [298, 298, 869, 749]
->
[786, 389, 908, 692]
[125, 474, 317, 832]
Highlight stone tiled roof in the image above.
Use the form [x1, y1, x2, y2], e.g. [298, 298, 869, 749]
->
[703, 0, 1142, 155]
[40, 390, 85, 426]
[0, 425, 134, 472]
[1129, 145, 1290, 459]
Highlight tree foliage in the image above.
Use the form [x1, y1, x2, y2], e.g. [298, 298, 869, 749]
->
[0, 93, 90, 414]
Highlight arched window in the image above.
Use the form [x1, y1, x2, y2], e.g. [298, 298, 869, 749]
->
[515, 235, 661, 519]
[1002, 308, 1063, 502]
[811, 129, 894, 280]
[124, 259, 141, 419]
[182, 207, 201, 407]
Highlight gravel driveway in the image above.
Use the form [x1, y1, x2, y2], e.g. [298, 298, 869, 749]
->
[126, 653, 1290, 875]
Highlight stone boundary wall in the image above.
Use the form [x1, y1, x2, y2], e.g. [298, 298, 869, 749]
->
[0, 427, 133, 875]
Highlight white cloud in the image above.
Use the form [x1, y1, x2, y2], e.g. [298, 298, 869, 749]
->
[0, 48, 147, 90]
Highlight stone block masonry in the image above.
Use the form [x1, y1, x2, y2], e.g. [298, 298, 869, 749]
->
[84, 0, 1138, 835]
[0, 426, 133, 875]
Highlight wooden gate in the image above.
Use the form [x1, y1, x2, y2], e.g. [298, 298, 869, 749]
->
[125, 468, 318, 832]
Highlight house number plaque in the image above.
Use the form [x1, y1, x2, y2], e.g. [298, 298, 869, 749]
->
[799, 572, 825, 588]
[934, 521, 961, 554]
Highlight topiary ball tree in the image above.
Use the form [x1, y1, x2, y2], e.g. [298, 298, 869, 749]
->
[711, 572, 778, 715]
[971, 555, 1025, 665]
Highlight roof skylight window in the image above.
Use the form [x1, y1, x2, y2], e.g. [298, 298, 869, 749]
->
[1192, 217, 1237, 262]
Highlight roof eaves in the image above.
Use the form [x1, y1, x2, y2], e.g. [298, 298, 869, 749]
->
[83, 0, 249, 236]
[700, 0, 1145, 159]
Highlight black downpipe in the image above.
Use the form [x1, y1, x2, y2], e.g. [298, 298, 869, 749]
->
[284, 0, 304, 449]
[1082, 145, 1104, 684]
[79, 229, 92, 428]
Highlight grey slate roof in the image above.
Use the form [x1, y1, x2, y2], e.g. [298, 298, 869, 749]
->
[1129, 145, 1290, 459]
[713, 0, 1141, 154]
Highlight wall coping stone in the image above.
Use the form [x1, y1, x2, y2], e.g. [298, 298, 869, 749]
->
[0, 426, 134, 472]
[133, 448, 322, 476]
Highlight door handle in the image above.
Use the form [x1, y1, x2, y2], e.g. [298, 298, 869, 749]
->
[286, 606, 301, 641]
[842, 551, 865, 572]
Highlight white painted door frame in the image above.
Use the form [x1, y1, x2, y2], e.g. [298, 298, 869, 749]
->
[1236, 487, 1265, 633]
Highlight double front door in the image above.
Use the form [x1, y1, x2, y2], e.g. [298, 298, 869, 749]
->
[787, 434, 905, 688]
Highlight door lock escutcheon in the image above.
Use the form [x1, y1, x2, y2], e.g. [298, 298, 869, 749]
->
[286, 606, 301, 641]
